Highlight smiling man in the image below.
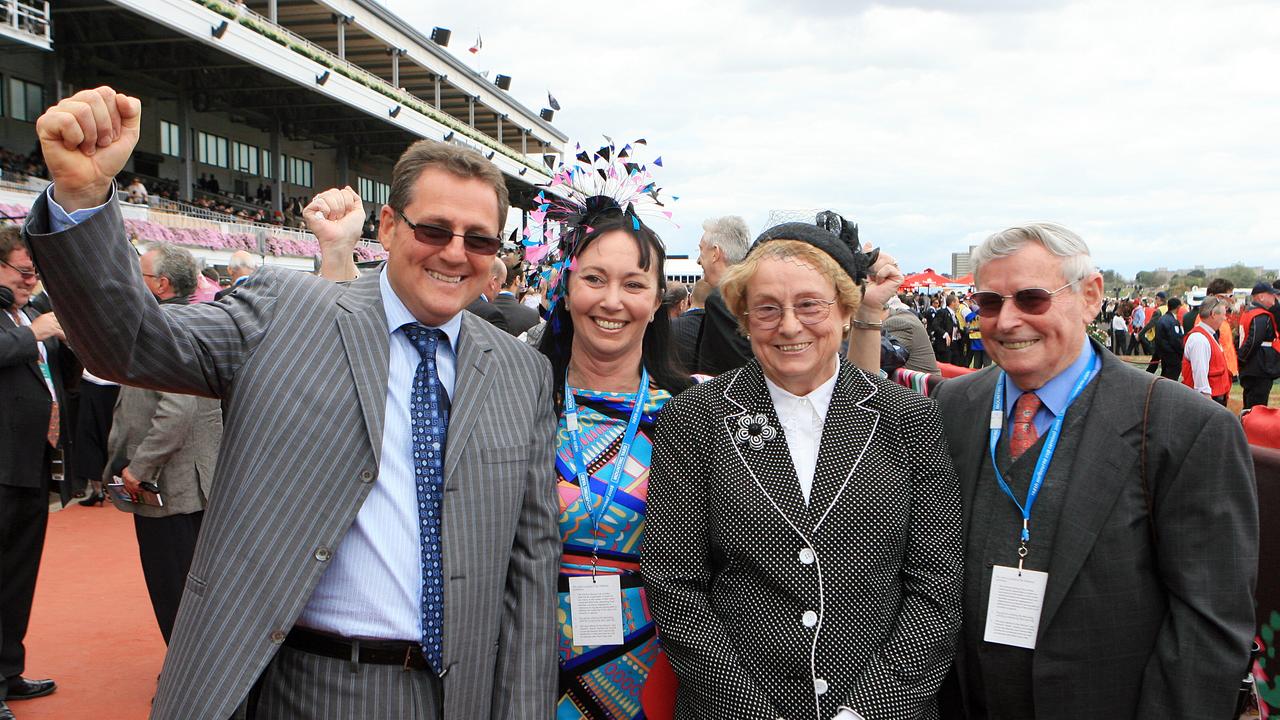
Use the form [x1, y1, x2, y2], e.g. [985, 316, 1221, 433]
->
[932, 222, 1258, 719]
[24, 86, 557, 720]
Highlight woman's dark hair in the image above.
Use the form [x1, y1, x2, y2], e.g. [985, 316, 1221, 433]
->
[538, 213, 692, 410]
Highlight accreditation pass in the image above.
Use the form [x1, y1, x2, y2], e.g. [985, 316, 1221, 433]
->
[983, 566, 1048, 649]
[568, 575, 624, 646]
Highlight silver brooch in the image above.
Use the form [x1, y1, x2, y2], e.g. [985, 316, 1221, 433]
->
[734, 413, 777, 450]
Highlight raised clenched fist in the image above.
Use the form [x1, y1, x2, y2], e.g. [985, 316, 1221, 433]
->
[36, 86, 141, 213]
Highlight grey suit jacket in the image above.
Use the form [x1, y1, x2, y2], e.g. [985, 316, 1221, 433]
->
[934, 344, 1258, 719]
[104, 383, 222, 517]
[25, 195, 560, 720]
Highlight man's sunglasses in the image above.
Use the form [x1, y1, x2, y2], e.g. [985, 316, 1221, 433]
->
[397, 210, 501, 256]
[0, 259, 38, 280]
[969, 282, 1073, 318]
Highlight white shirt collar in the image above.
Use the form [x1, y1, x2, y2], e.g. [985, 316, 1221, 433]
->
[378, 268, 462, 347]
[764, 359, 840, 424]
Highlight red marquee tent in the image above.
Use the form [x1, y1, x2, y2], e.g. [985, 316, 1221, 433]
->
[900, 268, 952, 291]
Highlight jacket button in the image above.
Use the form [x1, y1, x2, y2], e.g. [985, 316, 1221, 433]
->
[814, 677, 829, 695]
[269, 630, 286, 644]
[359, 469, 375, 483]
[798, 548, 815, 565]
[314, 546, 332, 562]
[802, 610, 818, 627]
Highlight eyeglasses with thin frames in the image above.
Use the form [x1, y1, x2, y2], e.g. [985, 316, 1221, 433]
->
[969, 282, 1073, 318]
[0, 259, 38, 280]
[397, 210, 502, 256]
[745, 298, 838, 330]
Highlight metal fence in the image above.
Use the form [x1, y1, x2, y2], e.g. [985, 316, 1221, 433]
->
[1, 0, 50, 44]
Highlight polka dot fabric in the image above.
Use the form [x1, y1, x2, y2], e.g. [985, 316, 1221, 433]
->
[641, 359, 964, 720]
[403, 323, 450, 673]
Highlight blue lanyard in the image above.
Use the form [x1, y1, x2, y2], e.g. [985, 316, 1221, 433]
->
[564, 367, 650, 567]
[988, 350, 1097, 567]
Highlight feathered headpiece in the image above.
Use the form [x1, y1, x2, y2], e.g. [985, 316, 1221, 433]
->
[520, 137, 676, 318]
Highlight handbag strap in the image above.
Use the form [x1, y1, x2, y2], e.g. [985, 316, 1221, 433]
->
[1140, 376, 1161, 546]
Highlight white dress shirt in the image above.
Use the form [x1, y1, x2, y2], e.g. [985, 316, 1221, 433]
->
[764, 361, 839, 506]
[1184, 321, 1219, 395]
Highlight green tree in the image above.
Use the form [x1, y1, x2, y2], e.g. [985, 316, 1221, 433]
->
[1216, 263, 1262, 289]
[1187, 269, 1206, 278]
[1135, 270, 1165, 287]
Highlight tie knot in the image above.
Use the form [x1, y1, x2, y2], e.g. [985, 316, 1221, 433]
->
[1013, 391, 1041, 420]
[403, 323, 447, 359]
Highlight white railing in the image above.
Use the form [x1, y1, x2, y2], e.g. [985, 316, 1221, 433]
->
[150, 196, 313, 242]
[0, 0, 50, 45]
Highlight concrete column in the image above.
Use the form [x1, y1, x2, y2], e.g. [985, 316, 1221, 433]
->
[177, 93, 193, 202]
[336, 16, 346, 60]
[468, 96, 475, 127]
[268, 0, 277, 23]
[521, 129, 528, 155]
[433, 75, 441, 108]
[497, 114, 503, 144]
[391, 49, 400, 88]
[336, 142, 349, 186]
[270, 121, 283, 213]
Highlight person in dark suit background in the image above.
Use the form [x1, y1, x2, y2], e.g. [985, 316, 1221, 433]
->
[1153, 296, 1185, 381]
[693, 215, 753, 375]
[492, 258, 540, 336]
[29, 85, 558, 720]
[0, 224, 74, 714]
[928, 223, 1256, 719]
[465, 255, 510, 334]
[670, 279, 709, 374]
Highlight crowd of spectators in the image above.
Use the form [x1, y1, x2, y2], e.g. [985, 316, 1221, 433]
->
[0, 145, 48, 182]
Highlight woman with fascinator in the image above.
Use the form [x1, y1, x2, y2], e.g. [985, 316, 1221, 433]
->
[537, 196, 692, 719]
[640, 218, 963, 719]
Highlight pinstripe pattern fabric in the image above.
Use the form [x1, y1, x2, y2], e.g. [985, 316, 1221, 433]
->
[25, 195, 561, 720]
[251, 645, 441, 719]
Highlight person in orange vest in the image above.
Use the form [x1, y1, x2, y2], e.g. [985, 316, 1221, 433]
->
[1182, 297, 1231, 406]
[1239, 282, 1280, 409]
[1205, 278, 1238, 377]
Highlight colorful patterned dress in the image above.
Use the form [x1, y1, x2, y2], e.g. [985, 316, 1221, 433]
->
[556, 383, 671, 720]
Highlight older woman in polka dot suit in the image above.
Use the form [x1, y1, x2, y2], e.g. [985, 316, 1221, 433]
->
[641, 222, 963, 720]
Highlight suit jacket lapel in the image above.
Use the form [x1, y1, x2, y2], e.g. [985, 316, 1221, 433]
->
[721, 361, 809, 534]
[10, 306, 53, 387]
[805, 362, 878, 535]
[1039, 350, 1141, 630]
[335, 272, 390, 465]
[959, 368, 1001, 533]
[443, 312, 495, 485]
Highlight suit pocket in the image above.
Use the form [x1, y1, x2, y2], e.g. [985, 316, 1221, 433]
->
[184, 572, 207, 598]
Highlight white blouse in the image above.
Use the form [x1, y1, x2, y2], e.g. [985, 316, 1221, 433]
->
[764, 361, 839, 505]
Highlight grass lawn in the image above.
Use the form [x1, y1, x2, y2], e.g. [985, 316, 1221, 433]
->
[1114, 354, 1277, 414]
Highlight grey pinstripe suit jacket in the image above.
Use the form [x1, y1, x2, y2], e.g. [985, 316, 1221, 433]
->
[25, 195, 559, 720]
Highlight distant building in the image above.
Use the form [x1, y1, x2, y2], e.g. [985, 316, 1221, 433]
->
[951, 245, 976, 278]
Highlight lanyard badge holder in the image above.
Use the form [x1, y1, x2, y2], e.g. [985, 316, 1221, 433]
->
[982, 351, 1097, 651]
[564, 368, 649, 647]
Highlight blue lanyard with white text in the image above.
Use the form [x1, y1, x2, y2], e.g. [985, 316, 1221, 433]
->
[988, 350, 1097, 569]
[564, 367, 649, 574]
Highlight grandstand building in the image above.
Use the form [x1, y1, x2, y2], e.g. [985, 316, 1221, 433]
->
[0, 0, 568, 271]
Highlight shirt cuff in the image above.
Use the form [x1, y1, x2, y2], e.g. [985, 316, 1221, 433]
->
[46, 184, 112, 232]
[836, 709, 865, 720]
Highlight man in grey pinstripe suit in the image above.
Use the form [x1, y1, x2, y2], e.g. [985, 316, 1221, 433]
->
[26, 86, 559, 719]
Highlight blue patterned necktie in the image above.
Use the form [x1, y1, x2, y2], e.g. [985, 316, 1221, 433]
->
[402, 323, 451, 673]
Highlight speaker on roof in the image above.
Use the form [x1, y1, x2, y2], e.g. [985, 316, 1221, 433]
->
[495, 75, 512, 91]
[539, 109, 554, 122]
[430, 27, 451, 47]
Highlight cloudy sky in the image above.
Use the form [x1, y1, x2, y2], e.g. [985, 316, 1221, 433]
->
[385, 0, 1280, 277]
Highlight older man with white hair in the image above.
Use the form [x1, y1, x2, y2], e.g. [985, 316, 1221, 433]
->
[214, 250, 259, 300]
[693, 215, 752, 374]
[930, 222, 1257, 719]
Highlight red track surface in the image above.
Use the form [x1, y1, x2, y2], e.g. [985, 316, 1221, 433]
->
[15, 503, 165, 719]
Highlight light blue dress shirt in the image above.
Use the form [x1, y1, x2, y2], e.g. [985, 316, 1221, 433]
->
[1002, 335, 1097, 437]
[296, 268, 460, 640]
[45, 185, 464, 640]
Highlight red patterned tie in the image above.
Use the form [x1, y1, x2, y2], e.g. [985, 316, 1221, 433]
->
[42, 358, 60, 447]
[1010, 392, 1041, 459]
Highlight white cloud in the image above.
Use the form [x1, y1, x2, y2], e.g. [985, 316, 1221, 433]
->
[387, 0, 1280, 276]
